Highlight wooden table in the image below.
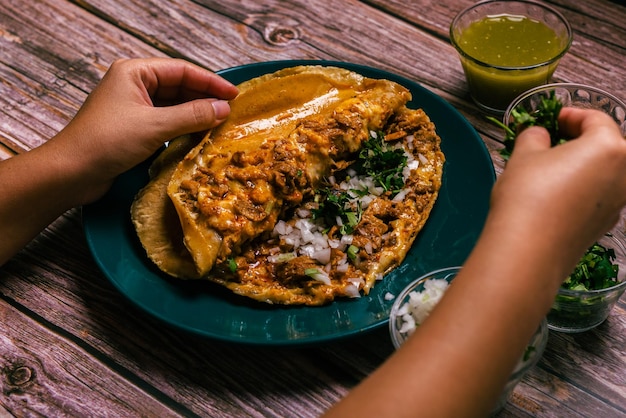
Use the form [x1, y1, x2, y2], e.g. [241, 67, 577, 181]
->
[1, 0, 625, 416]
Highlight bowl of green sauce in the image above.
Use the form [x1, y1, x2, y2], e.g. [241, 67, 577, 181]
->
[450, 0, 572, 115]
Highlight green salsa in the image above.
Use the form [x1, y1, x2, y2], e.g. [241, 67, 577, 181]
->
[459, 14, 562, 66]
[455, 14, 567, 113]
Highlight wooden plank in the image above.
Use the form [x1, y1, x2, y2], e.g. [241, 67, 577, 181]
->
[364, 0, 626, 50]
[0, 0, 508, 168]
[68, 0, 509, 168]
[43, 0, 626, 174]
[0, 210, 359, 417]
[2, 0, 625, 157]
[0, 0, 165, 153]
[541, 314, 626, 408]
[78, 0, 469, 92]
[0, 300, 184, 417]
[0, 63, 76, 154]
[0, 208, 607, 418]
[516, 327, 626, 416]
[363, 0, 626, 176]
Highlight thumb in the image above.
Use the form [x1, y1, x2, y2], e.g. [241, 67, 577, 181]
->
[154, 99, 231, 138]
[510, 126, 551, 157]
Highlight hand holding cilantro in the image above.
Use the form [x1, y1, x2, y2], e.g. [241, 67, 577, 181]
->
[488, 91, 566, 160]
[489, 92, 621, 292]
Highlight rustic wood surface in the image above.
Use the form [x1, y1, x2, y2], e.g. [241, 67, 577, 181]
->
[1, 0, 625, 416]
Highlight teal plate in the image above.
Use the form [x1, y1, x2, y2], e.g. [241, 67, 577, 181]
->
[83, 60, 495, 346]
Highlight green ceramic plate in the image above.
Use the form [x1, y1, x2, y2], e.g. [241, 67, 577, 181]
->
[83, 60, 495, 346]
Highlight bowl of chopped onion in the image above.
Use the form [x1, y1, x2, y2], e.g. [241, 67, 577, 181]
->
[388, 266, 548, 415]
[548, 232, 626, 333]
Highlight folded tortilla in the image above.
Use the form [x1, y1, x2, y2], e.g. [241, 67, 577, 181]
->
[165, 65, 411, 277]
[130, 135, 199, 278]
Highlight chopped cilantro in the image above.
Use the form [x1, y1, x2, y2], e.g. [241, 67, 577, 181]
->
[312, 130, 408, 236]
[487, 90, 565, 160]
[227, 258, 238, 273]
[563, 241, 619, 291]
[353, 131, 408, 194]
[312, 188, 362, 235]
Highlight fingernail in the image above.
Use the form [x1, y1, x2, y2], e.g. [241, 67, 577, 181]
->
[211, 100, 230, 120]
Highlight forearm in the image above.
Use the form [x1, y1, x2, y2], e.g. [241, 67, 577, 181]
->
[0, 138, 93, 265]
[324, 212, 571, 418]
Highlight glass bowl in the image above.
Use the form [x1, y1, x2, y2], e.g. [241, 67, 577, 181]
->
[548, 232, 626, 333]
[450, 0, 572, 114]
[389, 266, 548, 415]
[504, 83, 626, 136]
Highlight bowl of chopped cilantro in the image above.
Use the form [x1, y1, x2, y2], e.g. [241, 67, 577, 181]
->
[388, 267, 548, 414]
[548, 232, 626, 333]
[491, 83, 626, 160]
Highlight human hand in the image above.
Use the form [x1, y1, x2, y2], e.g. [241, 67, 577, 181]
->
[51, 58, 239, 204]
[489, 107, 626, 271]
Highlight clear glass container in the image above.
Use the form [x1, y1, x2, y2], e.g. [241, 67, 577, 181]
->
[450, 0, 572, 114]
[389, 267, 548, 415]
[548, 233, 626, 333]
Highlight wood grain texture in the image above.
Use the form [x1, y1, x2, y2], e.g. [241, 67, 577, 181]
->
[0, 0, 164, 153]
[0, 0, 625, 416]
[0, 300, 183, 417]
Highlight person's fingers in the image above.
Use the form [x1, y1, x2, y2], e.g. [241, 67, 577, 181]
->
[137, 58, 239, 103]
[210, 100, 231, 122]
[151, 98, 232, 138]
[509, 126, 551, 157]
[558, 107, 622, 140]
[177, 62, 239, 100]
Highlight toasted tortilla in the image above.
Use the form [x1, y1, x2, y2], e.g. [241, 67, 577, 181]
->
[132, 65, 444, 305]
[130, 135, 199, 278]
